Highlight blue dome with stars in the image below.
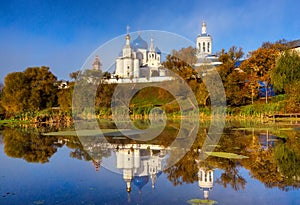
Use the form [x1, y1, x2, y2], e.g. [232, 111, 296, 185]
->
[133, 176, 149, 190]
[132, 35, 148, 50]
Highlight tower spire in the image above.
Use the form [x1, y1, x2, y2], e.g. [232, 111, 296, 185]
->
[201, 21, 207, 34]
[150, 37, 155, 51]
[125, 25, 131, 46]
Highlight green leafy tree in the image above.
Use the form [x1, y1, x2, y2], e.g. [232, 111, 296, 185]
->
[163, 47, 210, 107]
[216, 46, 250, 106]
[284, 81, 300, 112]
[0, 82, 3, 96]
[226, 70, 251, 106]
[72, 69, 103, 119]
[95, 83, 116, 108]
[24, 66, 58, 110]
[57, 82, 74, 111]
[0, 82, 5, 118]
[271, 50, 300, 112]
[171, 46, 198, 66]
[1, 67, 58, 115]
[271, 50, 300, 92]
[1, 72, 30, 115]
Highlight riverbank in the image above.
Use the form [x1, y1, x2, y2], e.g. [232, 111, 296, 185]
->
[1, 109, 300, 128]
[0, 93, 298, 126]
[0, 109, 73, 127]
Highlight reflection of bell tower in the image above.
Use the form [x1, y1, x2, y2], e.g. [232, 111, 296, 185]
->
[198, 168, 214, 199]
[124, 170, 133, 193]
[92, 160, 101, 172]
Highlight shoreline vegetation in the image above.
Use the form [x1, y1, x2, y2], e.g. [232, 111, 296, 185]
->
[1, 41, 300, 125]
[1, 102, 300, 127]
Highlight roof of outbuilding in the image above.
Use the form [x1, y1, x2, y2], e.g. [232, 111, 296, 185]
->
[286, 39, 300, 49]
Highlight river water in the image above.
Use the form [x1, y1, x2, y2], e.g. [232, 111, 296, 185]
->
[0, 120, 299, 205]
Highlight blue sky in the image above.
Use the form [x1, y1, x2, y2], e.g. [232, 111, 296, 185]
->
[0, 0, 299, 82]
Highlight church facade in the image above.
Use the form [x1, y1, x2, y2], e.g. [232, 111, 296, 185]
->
[114, 33, 167, 79]
[90, 21, 221, 83]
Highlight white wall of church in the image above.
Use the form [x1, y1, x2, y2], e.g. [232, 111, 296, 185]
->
[134, 59, 139, 77]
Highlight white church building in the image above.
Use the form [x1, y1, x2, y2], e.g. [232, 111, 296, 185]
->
[115, 33, 167, 79]
[91, 22, 221, 83]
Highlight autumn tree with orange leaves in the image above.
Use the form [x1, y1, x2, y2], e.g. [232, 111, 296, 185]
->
[240, 40, 288, 103]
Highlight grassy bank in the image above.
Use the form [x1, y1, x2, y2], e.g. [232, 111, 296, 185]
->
[226, 95, 287, 119]
[1, 94, 297, 125]
[0, 109, 73, 126]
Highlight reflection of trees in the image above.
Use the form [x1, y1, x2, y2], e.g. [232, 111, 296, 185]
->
[274, 141, 300, 184]
[164, 127, 248, 190]
[209, 125, 299, 190]
[216, 160, 246, 191]
[2, 120, 300, 192]
[273, 131, 300, 189]
[244, 148, 286, 188]
[2, 127, 62, 163]
[1, 127, 101, 165]
[64, 136, 93, 161]
[241, 128, 300, 191]
[164, 150, 199, 186]
[164, 124, 300, 191]
[200, 128, 248, 191]
[77, 135, 111, 164]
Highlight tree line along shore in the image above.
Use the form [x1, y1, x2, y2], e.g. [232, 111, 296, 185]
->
[1, 40, 300, 125]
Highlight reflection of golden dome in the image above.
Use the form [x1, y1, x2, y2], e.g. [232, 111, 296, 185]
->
[126, 34, 130, 40]
[127, 187, 131, 193]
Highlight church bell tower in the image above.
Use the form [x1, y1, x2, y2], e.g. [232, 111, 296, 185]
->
[196, 21, 212, 58]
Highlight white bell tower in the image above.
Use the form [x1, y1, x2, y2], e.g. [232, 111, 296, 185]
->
[196, 21, 212, 58]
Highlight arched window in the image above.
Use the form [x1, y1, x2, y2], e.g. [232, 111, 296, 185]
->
[199, 171, 203, 181]
[209, 171, 212, 181]
[203, 42, 205, 52]
[208, 42, 210, 52]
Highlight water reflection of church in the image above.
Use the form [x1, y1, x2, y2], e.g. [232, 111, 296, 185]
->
[79, 134, 167, 193]
[87, 141, 216, 201]
[115, 145, 216, 201]
[115, 144, 166, 192]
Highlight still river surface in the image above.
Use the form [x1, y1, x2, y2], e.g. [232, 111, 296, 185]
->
[0, 119, 299, 205]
